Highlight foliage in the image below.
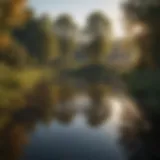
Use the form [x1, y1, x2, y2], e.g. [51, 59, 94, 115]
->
[13, 12, 59, 64]
[86, 36, 111, 64]
[86, 11, 112, 38]
[0, 0, 28, 29]
[123, 69, 160, 119]
[0, 64, 52, 128]
[54, 14, 77, 70]
[54, 14, 77, 34]
[0, 40, 29, 67]
[0, 0, 31, 67]
[122, 0, 160, 68]
[84, 11, 112, 65]
[108, 38, 141, 74]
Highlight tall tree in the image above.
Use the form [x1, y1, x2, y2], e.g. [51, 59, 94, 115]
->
[122, 0, 160, 68]
[13, 11, 59, 64]
[0, 0, 30, 67]
[38, 14, 59, 64]
[54, 14, 77, 70]
[85, 11, 111, 39]
[84, 11, 112, 65]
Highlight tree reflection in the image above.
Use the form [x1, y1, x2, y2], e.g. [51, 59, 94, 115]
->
[87, 103, 110, 126]
[0, 113, 36, 160]
[86, 84, 111, 126]
[56, 103, 76, 124]
[0, 78, 148, 160]
[117, 95, 149, 153]
[0, 79, 56, 160]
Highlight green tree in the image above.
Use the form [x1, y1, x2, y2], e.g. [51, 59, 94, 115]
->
[13, 11, 59, 64]
[85, 11, 111, 38]
[38, 14, 59, 64]
[54, 14, 77, 70]
[0, 40, 28, 67]
[122, 0, 160, 68]
[84, 11, 112, 65]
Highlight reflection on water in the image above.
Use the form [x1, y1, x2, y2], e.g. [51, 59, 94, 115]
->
[0, 81, 147, 160]
[22, 116, 126, 160]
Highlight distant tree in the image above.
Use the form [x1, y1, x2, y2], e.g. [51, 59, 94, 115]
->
[84, 11, 112, 65]
[54, 14, 77, 70]
[13, 11, 39, 57]
[122, 0, 160, 68]
[85, 11, 112, 39]
[86, 36, 110, 64]
[38, 14, 59, 63]
[13, 11, 59, 64]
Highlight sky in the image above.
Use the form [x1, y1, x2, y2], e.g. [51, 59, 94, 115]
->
[28, 0, 124, 38]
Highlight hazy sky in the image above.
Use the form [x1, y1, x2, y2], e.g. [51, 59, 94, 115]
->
[29, 0, 124, 37]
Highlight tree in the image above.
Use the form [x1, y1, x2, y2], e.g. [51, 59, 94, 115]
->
[54, 14, 77, 70]
[0, 40, 28, 67]
[85, 11, 112, 39]
[0, 0, 28, 47]
[122, 0, 160, 68]
[0, 0, 30, 67]
[38, 14, 59, 63]
[122, 1, 160, 156]
[13, 11, 59, 64]
[0, 0, 28, 30]
[84, 11, 112, 65]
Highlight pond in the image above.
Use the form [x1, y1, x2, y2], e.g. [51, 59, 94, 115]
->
[21, 117, 125, 160]
[17, 93, 146, 160]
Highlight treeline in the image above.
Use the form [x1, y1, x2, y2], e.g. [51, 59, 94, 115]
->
[2, 0, 160, 70]
[12, 10, 113, 68]
[0, 1, 114, 69]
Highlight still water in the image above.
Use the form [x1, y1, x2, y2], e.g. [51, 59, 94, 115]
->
[20, 94, 144, 160]
[22, 118, 125, 160]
